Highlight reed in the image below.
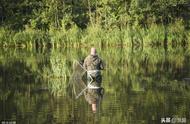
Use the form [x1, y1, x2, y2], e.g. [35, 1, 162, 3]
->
[81, 24, 103, 46]
[167, 19, 187, 46]
[0, 45, 189, 96]
[13, 27, 50, 48]
[0, 28, 14, 46]
[188, 31, 190, 44]
[0, 21, 189, 47]
[144, 24, 165, 45]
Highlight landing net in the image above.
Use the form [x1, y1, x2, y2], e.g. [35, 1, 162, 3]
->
[68, 60, 92, 99]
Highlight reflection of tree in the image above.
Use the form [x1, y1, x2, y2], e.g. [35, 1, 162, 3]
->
[99, 46, 190, 123]
[42, 48, 89, 96]
[42, 51, 71, 96]
[0, 48, 75, 123]
[0, 47, 190, 123]
[0, 59, 41, 121]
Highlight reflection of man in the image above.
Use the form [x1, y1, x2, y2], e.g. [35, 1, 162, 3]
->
[84, 88, 103, 112]
[83, 47, 104, 112]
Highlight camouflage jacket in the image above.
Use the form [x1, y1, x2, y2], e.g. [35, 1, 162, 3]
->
[83, 55, 104, 71]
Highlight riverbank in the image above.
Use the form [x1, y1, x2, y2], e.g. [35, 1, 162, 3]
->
[0, 20, 189, 48]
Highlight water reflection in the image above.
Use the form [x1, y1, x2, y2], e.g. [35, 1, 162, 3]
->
[84, 87, 104, 113]
[0, 46, 190, 124]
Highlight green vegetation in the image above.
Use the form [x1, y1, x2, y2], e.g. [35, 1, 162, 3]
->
[1, 1, 190, 122]
[1, 47, 190, 123]
[0, 0, 190, 47]
[1, 46, 190, 96]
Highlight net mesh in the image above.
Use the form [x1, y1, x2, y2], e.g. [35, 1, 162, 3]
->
[68, 60, 87, 98]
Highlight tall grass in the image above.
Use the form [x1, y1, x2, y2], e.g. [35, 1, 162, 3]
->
[188, 31, 190, 44]
[0, 28, 14, 46]
[49, 22, 82, 47]
[1, 45, 189, 96]
[144, 24, 165, 45]
[81, 24, 133, 46]
[0, 20, 189, 47]
[167, 19, 187, 46]
[13, 27, 49, 48]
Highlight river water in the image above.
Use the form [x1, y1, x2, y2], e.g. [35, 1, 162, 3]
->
[0, 47, 190, 124]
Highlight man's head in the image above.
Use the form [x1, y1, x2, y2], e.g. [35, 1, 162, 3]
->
[91, 47, 97, 56]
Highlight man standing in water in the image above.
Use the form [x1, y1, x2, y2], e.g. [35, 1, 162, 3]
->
[83, 47, 104, 113]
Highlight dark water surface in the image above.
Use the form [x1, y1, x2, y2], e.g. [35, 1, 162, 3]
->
[0, 47, 190, 124]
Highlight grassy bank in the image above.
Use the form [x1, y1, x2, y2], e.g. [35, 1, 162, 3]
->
[0, 20, 189, 48]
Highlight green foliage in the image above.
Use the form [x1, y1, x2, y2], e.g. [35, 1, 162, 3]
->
[144, 24, 165, 45]
[1, 47, 190, 123]
[188, 31, 190, 43]
[13, 26, 49, 47]
[167, 19, 187, 44]
[0, 28, 14, 45]
[0, 0, 190, 47]
[1, 0, 189, 29]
